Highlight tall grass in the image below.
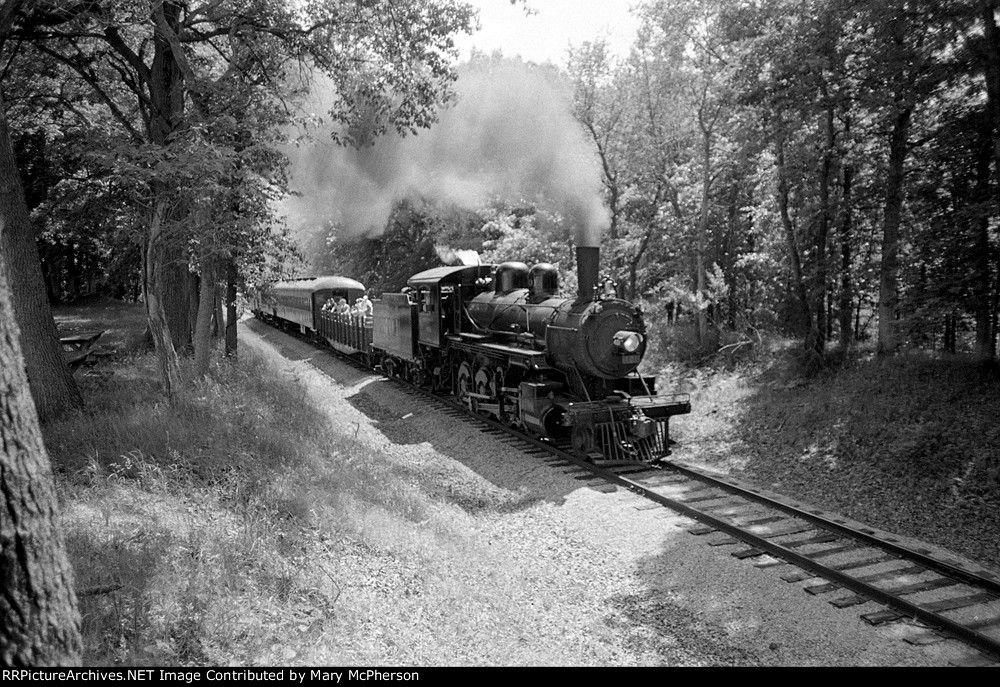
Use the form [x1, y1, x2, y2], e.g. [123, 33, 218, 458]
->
[46, 350, 437, 664]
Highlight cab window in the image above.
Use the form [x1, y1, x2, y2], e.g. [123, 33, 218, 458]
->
[418, 287, 434, 312]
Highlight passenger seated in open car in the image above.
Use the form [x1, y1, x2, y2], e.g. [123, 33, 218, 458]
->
[355, 295, 374, 318]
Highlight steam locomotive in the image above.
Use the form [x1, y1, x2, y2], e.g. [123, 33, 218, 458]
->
[251, 246, 690, 463]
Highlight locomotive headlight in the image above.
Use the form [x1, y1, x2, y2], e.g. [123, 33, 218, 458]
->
[613, 330, 643, 353]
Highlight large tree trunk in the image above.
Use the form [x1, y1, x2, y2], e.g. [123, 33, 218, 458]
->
[145, 199, 182, 401]
[192, 259, 216, 377]
[877, 106, 912, 356]
[0, 91, 82, 421]
[161, 255, 195, 353]
[147, 0, 192, 358]
[0, 220, 82, 666]
[225, 259, 238, 358]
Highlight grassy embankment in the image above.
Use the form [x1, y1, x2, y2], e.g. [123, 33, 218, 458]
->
[47, 301, 1000, 665]
[650, 323, 1000, 571]
[49, 300, 601, 666]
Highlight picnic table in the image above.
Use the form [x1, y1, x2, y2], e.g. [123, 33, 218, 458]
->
[60, 330, 104, 372]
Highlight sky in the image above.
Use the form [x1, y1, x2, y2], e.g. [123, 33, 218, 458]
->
[454, 0, 642, 66]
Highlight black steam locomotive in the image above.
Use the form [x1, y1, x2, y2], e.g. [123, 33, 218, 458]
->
[251, 246, 690, 463]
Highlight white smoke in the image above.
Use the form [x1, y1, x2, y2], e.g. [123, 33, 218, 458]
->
[280, 57, 610, 249]
[435, 245, 482, 265]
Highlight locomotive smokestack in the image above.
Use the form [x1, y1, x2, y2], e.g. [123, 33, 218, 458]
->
[576, 246, 599, 300]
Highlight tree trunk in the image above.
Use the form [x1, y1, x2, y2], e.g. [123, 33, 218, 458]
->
[145, 199, 182, 401]
[0, 219, 82, 666]
[225, 259, 238, 358]
[972, 131, 995, 360]
[974, 1, 998, 361]
[981, 0, 1000, 177]
[695, 125, 712, 344]
[811, 102, 835, 357]
[160, 256, 195, 353]
[0, 91, 82, 421]
[628, 227, 654, 302]
[877, 105, 912, 356]
[776, 139, 811, 335]
[193, 259, 216, 377]
[838, 164, 854, 350]
[187, 270, 199, 346]
[212, 286, 223, 339]
[147, 0, 191, 356]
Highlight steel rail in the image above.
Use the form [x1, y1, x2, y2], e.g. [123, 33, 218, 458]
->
[657, 461, 1000, 596]
[404, 388, 1000, 660]
[593, 465, 1000, 660]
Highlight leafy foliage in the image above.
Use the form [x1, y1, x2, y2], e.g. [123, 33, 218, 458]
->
[2, 0, 478, 389]
[564, 0, 998, 361]
[3, 0, 998, 372]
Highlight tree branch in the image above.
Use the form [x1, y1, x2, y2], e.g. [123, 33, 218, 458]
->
[33, 42, 144, 143]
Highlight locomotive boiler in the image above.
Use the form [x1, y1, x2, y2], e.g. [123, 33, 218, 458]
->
[465, 247, 648, 395]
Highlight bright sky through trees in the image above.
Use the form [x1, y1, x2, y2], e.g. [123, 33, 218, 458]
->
[455, 0, 640, 65]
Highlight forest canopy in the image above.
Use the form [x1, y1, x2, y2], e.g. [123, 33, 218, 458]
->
[2, 0, 998, 388]
[314, 0, 999, 363]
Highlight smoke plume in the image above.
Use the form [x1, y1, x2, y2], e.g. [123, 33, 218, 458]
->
[435, 245, 482, 266]
[281, 58, 610, 249]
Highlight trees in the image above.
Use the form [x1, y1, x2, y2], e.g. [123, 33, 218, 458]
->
[727, 0, 860, 357]
[3, 0, 996, 379]
[567, 9, 696, 314]
[857, 0, 998, 359]
[0, 217, 82, 665]
[845, 1, 955, 355]
[3, 1, 477, 397]
[563, 0, 997, 362]
[568, 1, 757, 344]
[0, 1, 83, 420]
[969, 0, 999, 359]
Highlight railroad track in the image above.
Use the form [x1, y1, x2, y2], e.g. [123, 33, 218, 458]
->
[392, 378, 1000, 666]
[259, 319, 1000, 666]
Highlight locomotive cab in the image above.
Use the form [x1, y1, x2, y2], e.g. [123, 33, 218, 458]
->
[406, 264, 496, 348]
